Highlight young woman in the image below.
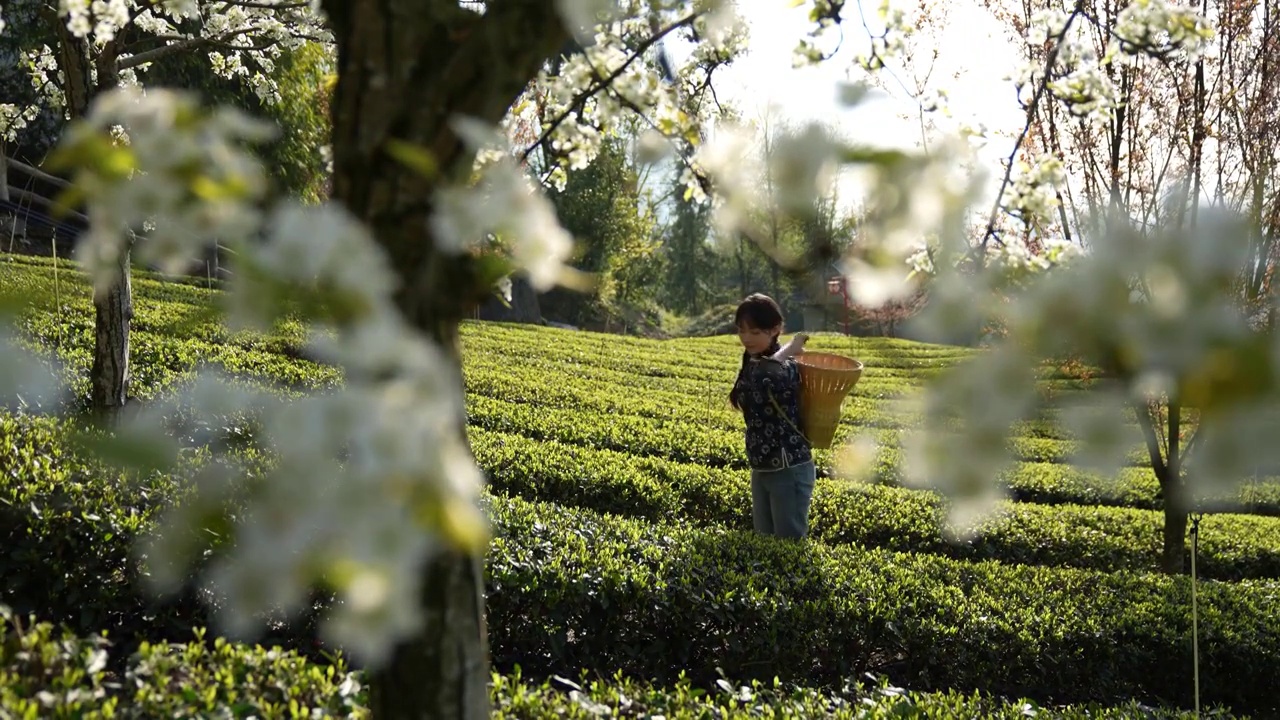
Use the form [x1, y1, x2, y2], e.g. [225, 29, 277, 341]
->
[728, 293, 815, 540]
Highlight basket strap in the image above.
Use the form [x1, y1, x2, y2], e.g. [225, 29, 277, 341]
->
[767, 387, 811, 446]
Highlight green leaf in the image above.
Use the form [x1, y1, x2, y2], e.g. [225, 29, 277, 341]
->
[473, 252, 515, 289]
[383, 139, 439, 179]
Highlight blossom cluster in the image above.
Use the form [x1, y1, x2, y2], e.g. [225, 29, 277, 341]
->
[850, 0, 915, 72]
[1000, 154, 1067, 229]
[51, 87, 274, 292]
[17, 45, 67, 113]
[26, 87, 495, 667]
[0, 102, 40, 143]
[1114, 0, 1216, 61]
[1012, 1, 1213, 131]
[34, 0, 330, 119]
[892, 206, 1280, 532]
[431, 123, 575, 292]
[536, 1, 747, 197]
[778, 0, 1248, 535]
[60, 0, 135, 41]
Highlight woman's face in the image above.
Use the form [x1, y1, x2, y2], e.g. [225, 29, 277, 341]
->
[737, 322, 780, 355]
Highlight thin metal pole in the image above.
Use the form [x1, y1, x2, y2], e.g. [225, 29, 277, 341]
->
[52, 233, 61, 349]
[1190, 512, 1201, 718]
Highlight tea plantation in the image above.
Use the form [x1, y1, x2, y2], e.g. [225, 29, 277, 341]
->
[2, 252, 1277, 718]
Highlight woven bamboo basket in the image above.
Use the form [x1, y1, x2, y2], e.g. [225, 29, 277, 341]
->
[796, 352, 864, 449]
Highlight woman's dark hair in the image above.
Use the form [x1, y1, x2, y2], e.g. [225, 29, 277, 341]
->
[734, 293, 784, 330]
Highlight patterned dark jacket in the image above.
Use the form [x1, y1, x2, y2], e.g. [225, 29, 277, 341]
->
[730, 343, 812, 471]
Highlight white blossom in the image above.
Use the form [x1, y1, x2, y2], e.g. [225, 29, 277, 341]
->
[529, 3, 742, 192]
[33, 85, 490, 667]
[1057, 391, 1145, 480]
[902, 346, 1040, 539]
[430, 126, 574, 291]
[690, 120, 758, 236]
[40, 0, 330, 119]
[55, 87, 274, 292]
[1113, 0, 1215, 60]
[0, 327, 63, 410]
[769, 123, 840, 215]
[0, 104, 41, 143]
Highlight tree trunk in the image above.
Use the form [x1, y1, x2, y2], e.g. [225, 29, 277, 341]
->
[89, 241, 133, 412]
[49, 13, 95, 119]
[1133, 399, 1189, 575]
[1161, 401, 1187, 574]
[1, 143, 10, 202]
[366, 551, 490, 720]
[87, 268, 134, 417]
[321, 0, 567, 717]
[1161, 500, 1188, 574]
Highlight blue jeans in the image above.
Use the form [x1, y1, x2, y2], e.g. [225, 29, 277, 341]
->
[751, 460, 816, 539]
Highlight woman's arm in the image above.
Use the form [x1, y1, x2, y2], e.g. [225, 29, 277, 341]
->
[770, 332, 809, 362]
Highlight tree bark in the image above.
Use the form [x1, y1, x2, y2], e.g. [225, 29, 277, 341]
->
[1161, 400, 1187, 574]
[320, 0, 567, 717]
[49, 13, 95, 119]
[366, 551, 490, 720]
[1161, 497, 1189, 574]
[1133, 399, 1188, 574]
[1, 143, 10, 203]
[89, 238, 133, 413]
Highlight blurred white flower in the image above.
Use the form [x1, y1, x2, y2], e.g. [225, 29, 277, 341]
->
[770, 123, 839, 215]
[0, 328, 63, 409]
[1058, 391, 1144, 479]
[555, 0, 619, 44]
[903, 346, 1040, 537]
[430, 128, 574, 291]
[60, 87, 274, 292]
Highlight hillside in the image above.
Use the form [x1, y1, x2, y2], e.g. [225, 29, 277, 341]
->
[0, 252, 1275, 718]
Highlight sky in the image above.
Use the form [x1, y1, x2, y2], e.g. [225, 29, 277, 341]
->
[682, 0, 1032, 208]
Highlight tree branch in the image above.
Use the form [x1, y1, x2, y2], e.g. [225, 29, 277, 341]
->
[214, 0, 312, 9]
[973, 2, 1085, 263]
[119, 31, 240, 69]
[519, 12, 699, 164]
[1133, 397, 1169, 481]
[202, 37, 289, 54]
[1181, 416, 1203, 465]
[118, 28, 278, 70]
[590, 49, 720, 183]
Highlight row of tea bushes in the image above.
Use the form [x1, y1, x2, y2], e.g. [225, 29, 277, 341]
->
[4, 405, 1276, 713]
[472, 427, 1280, 580]
[484, 493, 1280, 714]
[1, 607, 1229, 719]
[463, 393, 1152, 476]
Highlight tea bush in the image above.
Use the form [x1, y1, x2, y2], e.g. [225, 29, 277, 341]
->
[3, 254, 1277, 716]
